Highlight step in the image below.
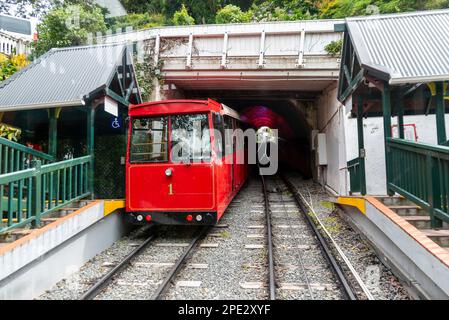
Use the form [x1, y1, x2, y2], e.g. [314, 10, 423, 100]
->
[403, 216, 432, 230]
[422, 229, 449, 247]
[56, 208, 80, 217]
[0, 228, 33, 242]
[41, 218, 60, 226]
[388, 205, 428, 217]
[379, 196, 415, 206]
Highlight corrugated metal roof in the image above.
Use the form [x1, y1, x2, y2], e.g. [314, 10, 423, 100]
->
[346, 9, 449, 84]
[0, 44, 125, 111]
[0, 14, 31, 35]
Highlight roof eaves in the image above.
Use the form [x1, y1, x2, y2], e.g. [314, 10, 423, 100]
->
[0, 99, 83, 112]
[362, 62, 394, 82]
[345, 21, 371, 70]
[105, 45, 126, 89]
[389, 74, 449, 85]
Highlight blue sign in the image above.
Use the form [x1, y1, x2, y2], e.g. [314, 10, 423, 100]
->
[111, 117, 122, 129]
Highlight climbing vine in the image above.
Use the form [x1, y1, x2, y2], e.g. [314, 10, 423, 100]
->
[134, 40, 165, 102]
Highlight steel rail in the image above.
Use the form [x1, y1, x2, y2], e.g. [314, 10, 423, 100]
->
[272, 177, 314, 300]
[260, 174, 277, 300]
[80, 230, 157, 300]
[151, 226, 209, 300]
[281, 174, 357, 300]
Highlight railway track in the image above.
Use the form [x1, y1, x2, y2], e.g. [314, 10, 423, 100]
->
[79, 226, 209, 300]
[261, 173, 373, 300]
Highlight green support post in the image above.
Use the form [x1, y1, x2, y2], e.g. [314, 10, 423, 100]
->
[397, 93, 405, 140]
[357, 97, 367, 195]
[48, 108, 61, 159]
[87, 106, 95, 198]
[31, 160, 42, 228]
[382, 83, 394, 196]
[435, 82, 447, 145]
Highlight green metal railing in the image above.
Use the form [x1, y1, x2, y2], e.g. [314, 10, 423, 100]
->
[387, 138, 449, 226]
[0, 156, 92, 234]
[0, 137, 55, 175]
[348, 158, 361, 194]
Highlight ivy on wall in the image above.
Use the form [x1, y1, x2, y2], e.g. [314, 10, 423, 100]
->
[134, 40, 165, 102]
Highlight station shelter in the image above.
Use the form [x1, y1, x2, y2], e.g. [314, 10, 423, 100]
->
[0, 43, 141, 233]
[337, 10, 449, 228]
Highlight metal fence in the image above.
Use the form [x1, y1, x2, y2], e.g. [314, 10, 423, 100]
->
[0, 137, 54, 175]
[0, 156, 92, 234]
[387, 138, 449, 227]
[347, 158, 361, 194]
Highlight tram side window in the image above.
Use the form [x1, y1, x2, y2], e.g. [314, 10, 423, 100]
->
[130, 117, 168, 163]
[171, 113, 211, 162]
[223, 115, 234, 156]
[212, 112, 224, 158]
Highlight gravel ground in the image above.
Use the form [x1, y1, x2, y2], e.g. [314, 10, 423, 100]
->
[287, 172, 411, 300]
[39, 226, 153, 300]
[164, 179, 269, 300]
[39, 225, 199, 300]
[39, 172, 411, 301]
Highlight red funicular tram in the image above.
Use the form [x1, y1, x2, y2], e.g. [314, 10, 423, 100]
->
[126, 99, 248, 225]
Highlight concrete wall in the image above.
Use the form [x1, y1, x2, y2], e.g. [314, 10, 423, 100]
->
[315, 83, 348, 195]
[345, 113, 449, 195]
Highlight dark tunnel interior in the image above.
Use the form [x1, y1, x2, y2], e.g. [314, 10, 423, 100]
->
[183, 90, 316, 178]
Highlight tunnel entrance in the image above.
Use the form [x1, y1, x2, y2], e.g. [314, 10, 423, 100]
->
[159, 84, 334, 179]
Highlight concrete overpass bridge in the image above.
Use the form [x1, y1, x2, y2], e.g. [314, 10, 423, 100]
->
[98, 20, 342, 97]
[97, 20, 344, 175]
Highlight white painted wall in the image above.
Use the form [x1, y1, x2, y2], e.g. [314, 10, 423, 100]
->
[345, 113, 449, 195]
[315, 84, 348, 195]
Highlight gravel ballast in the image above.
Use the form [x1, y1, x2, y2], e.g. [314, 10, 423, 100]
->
[40, 174, 411, 300]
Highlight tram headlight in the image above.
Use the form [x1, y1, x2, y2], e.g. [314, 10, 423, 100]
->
[165, 168, 173, 177]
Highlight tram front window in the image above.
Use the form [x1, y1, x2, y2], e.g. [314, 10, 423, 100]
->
[171, 113, 211, 163]
[130, 117, 168, 163]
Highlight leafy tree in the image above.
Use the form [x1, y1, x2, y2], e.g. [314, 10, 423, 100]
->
[172, 4, 195, 25]
[319, 0, 449, 18]
[34, 4, 107, 56]
[0, 53, 30, 81]
[109, 13, 166, 31]
[215, 4, 251, 23]
[119, 0, 166, 14]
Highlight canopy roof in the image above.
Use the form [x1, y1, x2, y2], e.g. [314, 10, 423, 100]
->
[0, 44, 141, 111]
[346, 9, 449, 85]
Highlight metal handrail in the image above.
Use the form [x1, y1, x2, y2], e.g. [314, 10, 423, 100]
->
[387, 138, 449, 227]
[0, 137, 55, 175]
[0, 155, 92, 234]
[0, 137, 54, 161]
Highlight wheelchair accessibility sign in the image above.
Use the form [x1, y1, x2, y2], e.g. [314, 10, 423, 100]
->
[111, 117, 122, 129]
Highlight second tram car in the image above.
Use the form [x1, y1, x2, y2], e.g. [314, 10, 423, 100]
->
[126, 99, 248, 225]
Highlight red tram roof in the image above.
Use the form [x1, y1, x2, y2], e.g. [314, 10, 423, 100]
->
[129, 99, 223, 117]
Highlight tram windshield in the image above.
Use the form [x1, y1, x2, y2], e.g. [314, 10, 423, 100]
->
[130, 114, 211, 164]
[170, 113, 211, 163]
[130, 116, 168, 163]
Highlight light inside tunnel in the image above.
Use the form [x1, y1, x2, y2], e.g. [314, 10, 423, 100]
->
[240, 106, 294, 140]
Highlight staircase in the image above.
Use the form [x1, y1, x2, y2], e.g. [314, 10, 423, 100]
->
[0, 138, 93, 239]
[0, 199, 96, 244]
[379, 196, 449, 252]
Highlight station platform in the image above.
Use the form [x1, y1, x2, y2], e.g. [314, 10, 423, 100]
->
[0, 200, 127, 300]
[336, 196, 449, 299]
